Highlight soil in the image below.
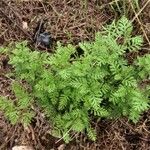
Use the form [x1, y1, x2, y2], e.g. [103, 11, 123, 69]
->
[0, 0, 150, 150]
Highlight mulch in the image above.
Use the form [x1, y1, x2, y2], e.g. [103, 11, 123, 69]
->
[0, 0, 150, 150]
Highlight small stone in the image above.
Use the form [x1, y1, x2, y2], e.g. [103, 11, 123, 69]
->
[12, 146, 34, 150]
[58, 144, 65, 150]
[22, 21, 28, 30]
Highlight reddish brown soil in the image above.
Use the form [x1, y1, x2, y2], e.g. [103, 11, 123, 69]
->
[0, 0, 150, 150]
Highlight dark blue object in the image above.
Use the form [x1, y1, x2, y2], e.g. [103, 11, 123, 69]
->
[36, 32, 52, 48]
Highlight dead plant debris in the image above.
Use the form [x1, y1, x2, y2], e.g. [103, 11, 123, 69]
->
[0, 0, 150, 150]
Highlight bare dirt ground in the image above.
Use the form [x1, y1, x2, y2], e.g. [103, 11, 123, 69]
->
[0, 0, 150, 149]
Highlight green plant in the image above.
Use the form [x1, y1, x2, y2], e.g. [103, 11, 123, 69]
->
[0, 82, 35, 126]
[0, 16, 150, 142]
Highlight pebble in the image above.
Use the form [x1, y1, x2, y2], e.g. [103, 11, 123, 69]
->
[12, 146, 34, 150]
